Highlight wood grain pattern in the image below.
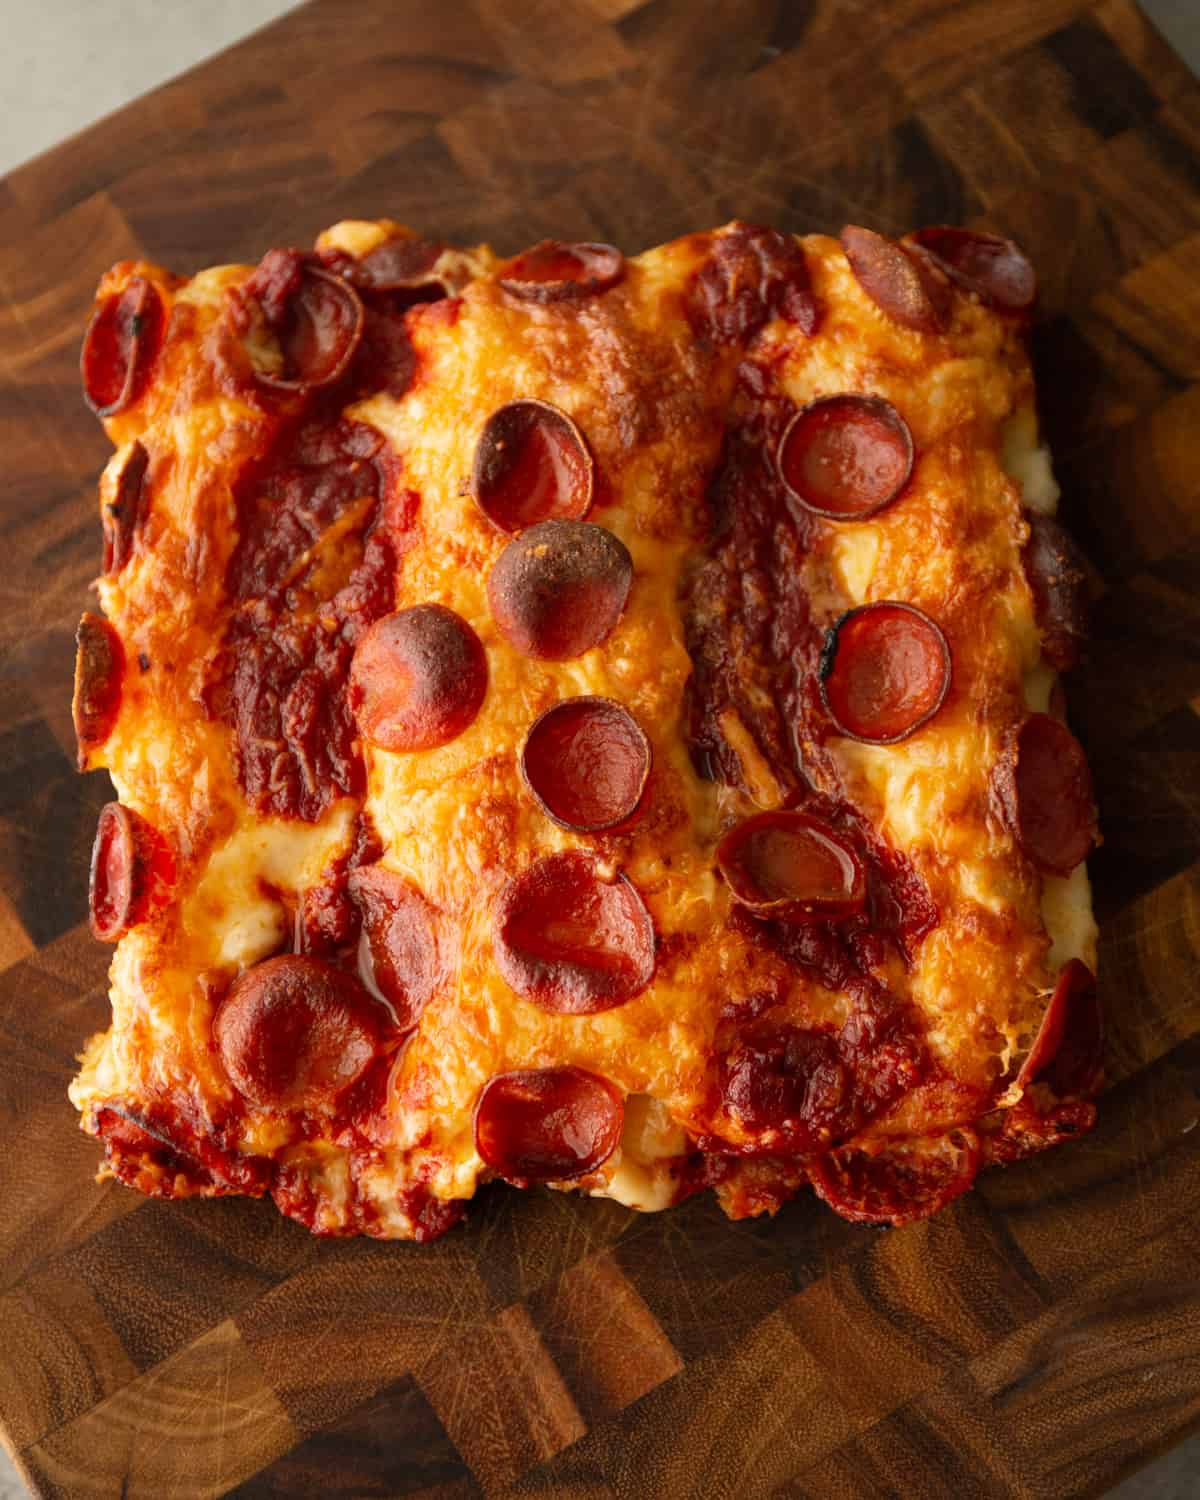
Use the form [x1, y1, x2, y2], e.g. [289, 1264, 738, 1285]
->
[1, 1, 1198, 1495]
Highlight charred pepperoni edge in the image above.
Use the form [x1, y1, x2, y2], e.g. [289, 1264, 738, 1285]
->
[903, 227, 1036, 313]
[839, 224, 951, 334]
[808, 1127, 981, 1226]
[89, 801, 173, 942]
[102, 439, 151, 575]
[245, 258, 365, 392]
[519, 695, 652, 832]
[776, 394, 915, 521]
[470, 399, 595, 535]
[498, 241, 626, 303]
[473, 1066, 625, 1184]
[1022, 512, 1089, 672]
[73, 612, 125, 770]
[715, 811, 867, 919]
[818, 601, 953, 744]
[81, 276, 166, 417]
[92, 1103, 269, 1198]
[981, 1097, 1097, 1165]
[993, 712, 1098, 877]
[1018, 958, 1103, 1100]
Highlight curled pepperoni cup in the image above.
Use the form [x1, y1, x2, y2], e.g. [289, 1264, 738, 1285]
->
[81, 277, 165, 417]
[347, 865, 444, 1032]
[214, 955, 391, 1112]
[520, 697, 650, 833]
[350, 604, 488, 753]
[89, 802, 174, 942]
[820, 601, 952, 744]
[499, 241, 626, 303]
[721, 1026, 848, 1151]
[242, 251, 364, 391]
[996, 713, 1097, 877]
[487, 519, 632, 660]
[778, 394, 914, 521]
[1022, 513, 1089, 672]
[904, 227, 1036, 312]
[73, 613, 125, 770]
[839, 224, 951, 334]
[716, 812, 865, 920]
[475, 1067, 624, 1183]
[472, 400, 594, 534]
[809, 1128, 981, 1226]
[1019, 959, 1103, 1100]
[102, 440, 150, 575]
[493, 851, 655, 1014]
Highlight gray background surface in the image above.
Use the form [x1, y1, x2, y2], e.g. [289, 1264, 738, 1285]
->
[0, 2, 1195, 1496]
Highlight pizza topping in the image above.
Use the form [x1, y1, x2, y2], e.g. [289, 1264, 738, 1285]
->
[520, 696, 650, 832]
[73, 612, 125, 769]
[808, 1128, 981, 1225]
[81, 277, 165, 417]
[487, 518, 632, 660]
[494, 850, 655, 1013]
[687, 222, 819, 343]
[778, 394, 914, 520]
[347, 864, 444, 1031]
[102, 440, 151, 575]
[214, 955, 391, 1111]
[472, 399, 594, 534]
[1022, 512, 1089, 671]
[905, 226, 1036, 312]
[721, 1026, 848, 1150]
[821, 602, 951, 743]
[89, 802, 174, 942]
[475, 1067, 624, 1182]
[717, 811, 866, 919]
[349, 604, 488, 753]
[839, 224, 951, 333]
[1019, 959, 1103, 1099]
[499, 240, 626, 302]
[239, 250, 365, 391]
[996, 712, 1097, 876]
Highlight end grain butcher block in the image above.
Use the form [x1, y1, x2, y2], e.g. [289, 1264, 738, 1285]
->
[1, 1, 1199, 1496]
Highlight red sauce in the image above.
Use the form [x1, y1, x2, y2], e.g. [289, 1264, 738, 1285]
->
[684, 371, 938, 1000]
[92, 1101, 270, 1198]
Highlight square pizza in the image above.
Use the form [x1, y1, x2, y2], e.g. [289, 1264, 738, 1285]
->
[69, 218, 1101, 1239]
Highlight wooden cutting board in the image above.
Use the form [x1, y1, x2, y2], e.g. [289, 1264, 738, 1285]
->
[1, 1, 1198, 1495]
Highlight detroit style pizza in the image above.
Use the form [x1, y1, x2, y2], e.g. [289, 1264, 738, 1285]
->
[69, 217, 1101, 1239]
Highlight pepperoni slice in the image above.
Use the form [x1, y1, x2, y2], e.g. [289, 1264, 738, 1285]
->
[354, 236, 443, 292]
[472, 400, 594, 534]
[241, 249, 364, 391]
[493, 850, 655, 1014]
[499, 241, 625, 303]
[81, 277, 165, 417]
[809, 1128, 980, 1226]
[349, 604, 488, 753]
[102, 440, 151, 575]
[1022, 513, 1089, 672]
[996, 713, 1097, 876]
[487, 519, 632, 660]
[686, 222, 819, 343]
[839, 224, 952, 334]
[89, 802, 175, 942]
[778, 394, 914, 521]
[520, 697, 650, 832]
[716, 811, 866, 920]
[347, 864, 444, 1031]
[475, 1067, 624, 1183]
[904, 227, 1036, 312]
[820, 602, 952, 743]
[214, 954, 391, 1111]
[1019, 959, 1103, 1099]
[73, 613, 125, 770]
[720, 1026, 848, 1151]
